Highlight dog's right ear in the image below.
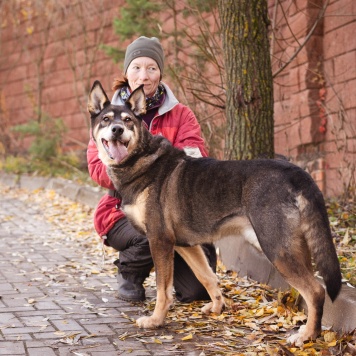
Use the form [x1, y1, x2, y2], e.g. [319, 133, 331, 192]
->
[88, 80, 110, 117]
[127, 84, 147, 117]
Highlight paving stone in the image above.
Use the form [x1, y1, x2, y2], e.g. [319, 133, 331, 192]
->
[0, 341, 26, 355]
[50, 319, 84, 332]
[27, 346, 57, 356]
[82, 323, 116, 336]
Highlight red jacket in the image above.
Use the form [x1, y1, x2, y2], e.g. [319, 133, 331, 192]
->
[87, 83, 208, 237]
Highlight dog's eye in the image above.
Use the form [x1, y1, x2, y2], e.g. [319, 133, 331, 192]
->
[124, 117, 131, 123]
[102, 117, 110, 122]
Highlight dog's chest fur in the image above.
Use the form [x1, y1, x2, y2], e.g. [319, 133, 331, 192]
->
[122, 188, 149, 234]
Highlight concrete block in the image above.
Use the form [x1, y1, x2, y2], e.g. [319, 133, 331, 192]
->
[0, 173, 19, 187]
[300, 281, 356, 332]
[216, 235, 289, 290]
[19, 176, 50, 190]
[76, 187, 103, 209]
[61, 181, 81, 201]
[47, 177, 68, 193]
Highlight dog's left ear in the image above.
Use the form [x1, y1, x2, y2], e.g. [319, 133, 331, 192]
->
[88, 80, 110, 117]
[127, 84, 147, 117]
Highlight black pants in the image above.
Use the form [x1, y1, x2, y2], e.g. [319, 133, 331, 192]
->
[106, 217, 217, 302]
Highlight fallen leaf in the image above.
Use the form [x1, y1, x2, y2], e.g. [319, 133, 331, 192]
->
[181, 333, 193, 341]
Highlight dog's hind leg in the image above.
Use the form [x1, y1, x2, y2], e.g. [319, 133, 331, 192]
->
[136, 240, 175, 329]
[249, 208, 325, 347]
[175, 246, 225, 315]
[256, 226, 325, 346]
[273, 250, 325, 347]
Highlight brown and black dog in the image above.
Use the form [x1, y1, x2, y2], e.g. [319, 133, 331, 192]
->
[88, 80, 341, 346]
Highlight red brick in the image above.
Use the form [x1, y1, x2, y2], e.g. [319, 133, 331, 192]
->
[273, 72, 289, 98]
[92, 62, 118, 82]
[287, 93, 301, 122]
[274, 127, 294, 157]
[324, 58, 335, 79]
[346, 139, 356, 157]
[325, 108, 355, 144]
[288, 0, 309, 14]
[62, 112, 89, 131]
[325, 164, 354, 197]
[288, 115, 315, 146]
[324, 0, 355, 34]
[328, 79, 356, 110]
[274, 101, 289, 126]
[324, 21, 356, 60]
[343, 23, 356, 53]
[311, 170, 325, 183]
[333, 51, 356, 83]
[290, 90, 318, 120]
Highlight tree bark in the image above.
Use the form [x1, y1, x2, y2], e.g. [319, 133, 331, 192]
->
[218, 0, 274, 160]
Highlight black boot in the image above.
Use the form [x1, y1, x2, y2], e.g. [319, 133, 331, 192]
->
[117, 273, 145, 302]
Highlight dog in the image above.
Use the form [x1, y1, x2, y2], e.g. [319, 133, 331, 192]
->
[88, 80, 342, 347]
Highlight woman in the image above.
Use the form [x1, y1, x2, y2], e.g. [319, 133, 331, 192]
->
[87, 36, 216, 302]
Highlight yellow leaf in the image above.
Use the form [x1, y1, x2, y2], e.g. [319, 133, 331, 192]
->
[21, 9, 28, 18]
[324, 331, 337, 343]
[327, 340, 337, 347]
[181, 333, 193, 341]
[255, 308, 264, 317]
[153, 338, 162, 344]
[26, 26, 34, 35]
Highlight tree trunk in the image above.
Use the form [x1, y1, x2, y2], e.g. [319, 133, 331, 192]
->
[218, 0, 274, 160]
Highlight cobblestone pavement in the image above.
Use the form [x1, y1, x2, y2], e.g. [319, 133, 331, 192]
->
[0, 188, 220, 356]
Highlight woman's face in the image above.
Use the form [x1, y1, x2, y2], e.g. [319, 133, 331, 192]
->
[126, 57, 161, 97]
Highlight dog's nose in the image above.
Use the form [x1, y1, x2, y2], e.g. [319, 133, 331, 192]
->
[112, 125, 124, 136]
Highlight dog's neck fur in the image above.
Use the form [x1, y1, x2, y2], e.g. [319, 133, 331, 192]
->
[107, 127, 185, 205]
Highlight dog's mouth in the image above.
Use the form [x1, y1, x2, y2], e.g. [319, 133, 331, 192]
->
[102, 138, 129, 164]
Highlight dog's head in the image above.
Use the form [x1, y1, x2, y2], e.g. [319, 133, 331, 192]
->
[88, 80, 146, 166]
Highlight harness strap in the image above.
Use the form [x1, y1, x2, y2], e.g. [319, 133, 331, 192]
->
[108, 189, 122, 200]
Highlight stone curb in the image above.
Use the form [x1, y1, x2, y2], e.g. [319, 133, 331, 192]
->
[1, 172, 355, 333]
[0, 173, 103, 209]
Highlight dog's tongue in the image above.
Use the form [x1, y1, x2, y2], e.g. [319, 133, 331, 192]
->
[108, 141, 128, 164]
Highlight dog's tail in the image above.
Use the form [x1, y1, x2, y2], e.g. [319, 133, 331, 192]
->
[300, 189, 342, 301]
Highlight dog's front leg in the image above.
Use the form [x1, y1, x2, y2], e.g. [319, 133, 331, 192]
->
[175, 246, 225, 315]
[136, 240, 174, 329]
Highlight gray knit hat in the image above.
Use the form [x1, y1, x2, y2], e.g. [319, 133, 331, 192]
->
[124, 36, 164, 75]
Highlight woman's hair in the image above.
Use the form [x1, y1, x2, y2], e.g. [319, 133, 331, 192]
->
[112, 77, 129, 91]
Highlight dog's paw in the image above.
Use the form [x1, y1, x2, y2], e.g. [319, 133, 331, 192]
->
[201, 302, 213, 314]
[136, 316, 163, 329]
[201, 300, 224, 315]
[287, 325, 315, 347]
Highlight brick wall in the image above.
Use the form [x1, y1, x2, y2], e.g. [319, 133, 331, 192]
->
[0, 0, 355, 197]
[270, 0, 356, 196]
[0, 0, 122, 154]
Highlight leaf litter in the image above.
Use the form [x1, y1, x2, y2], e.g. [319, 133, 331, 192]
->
[0, 183, 355, 355]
